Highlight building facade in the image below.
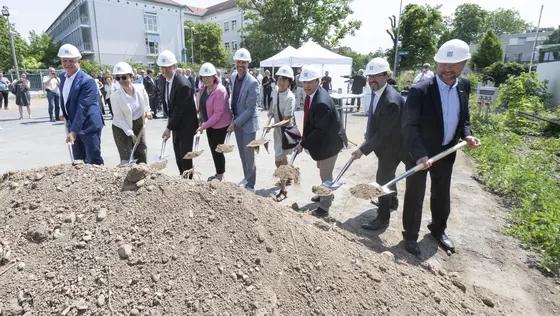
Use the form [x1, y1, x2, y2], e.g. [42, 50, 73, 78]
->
[46, 0, 255, 67]
[468, 31, 553, 64]
[46, 0, 186, 67]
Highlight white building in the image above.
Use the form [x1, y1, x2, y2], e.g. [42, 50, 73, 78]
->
[45, 0, 256, 67]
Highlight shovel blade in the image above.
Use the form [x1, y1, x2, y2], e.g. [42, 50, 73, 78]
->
[322, 180, 342, 190]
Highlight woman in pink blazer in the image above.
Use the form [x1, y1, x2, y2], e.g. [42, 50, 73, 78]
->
[196, 63, 233, 181]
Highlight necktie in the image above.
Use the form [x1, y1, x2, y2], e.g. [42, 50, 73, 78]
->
[165, 81, 170, 106]
[302, 95, 311, 138]
[366, 94, 376, 137]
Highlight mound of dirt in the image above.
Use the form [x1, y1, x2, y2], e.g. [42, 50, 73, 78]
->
[0, 164, 505, 315]
[273, 165, 300, 183]
[350, 183, 385, 200]
[215, 144, 234, 154]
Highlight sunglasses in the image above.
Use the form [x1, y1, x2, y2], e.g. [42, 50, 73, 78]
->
[115, 76, 129, 81]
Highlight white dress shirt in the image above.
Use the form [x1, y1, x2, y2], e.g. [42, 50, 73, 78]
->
[436, 75, 460, 146]
[62, 71, 78, 106]
[124, 88, 143, 120]
[165, 72, 176, 105]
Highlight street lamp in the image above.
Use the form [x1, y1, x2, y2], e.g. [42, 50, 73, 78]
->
[2, 6, 20, 78]
[184, 25, 195, 65]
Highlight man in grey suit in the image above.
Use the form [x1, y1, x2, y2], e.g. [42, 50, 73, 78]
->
[228, 48, 260, 192]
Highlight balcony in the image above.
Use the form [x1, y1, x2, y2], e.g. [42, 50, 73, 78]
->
[80, 15, 90, 26]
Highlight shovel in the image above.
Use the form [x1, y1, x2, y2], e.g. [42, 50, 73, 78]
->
[289, 151, 298, 165]
[184, 131, 204, 159]
[150, 138, 169, 170]
[216, 131, 235, 153]
[127, 117, 149, 164]
[351, 141, 468, 200]
[247, 117, 273, 151]
[67, 143, 75, 164]
[312, 157, 355, 197]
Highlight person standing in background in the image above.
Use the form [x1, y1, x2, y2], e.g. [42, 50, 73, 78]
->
[143, 69, 159, 119]
[43, 67, 61, 122]
[413, 63, 435, 85]
[321, 71, 332, 94]
[261, 70, 273, 110]
[348, 69, 366, 112]
[0, 72, 11, 110]
[294, 69, 304, 110]
[14, 73, 32, 119]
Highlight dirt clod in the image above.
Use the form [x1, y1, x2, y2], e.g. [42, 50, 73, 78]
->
[183, 151, 203, 159]
[118, 244, 133, 259]
[216, 144, 234, 153]
[125, 165, 150, 183]
[350, 183, 385, 200]
[273, 165, 300, 183]
[312, 185, 332, 196]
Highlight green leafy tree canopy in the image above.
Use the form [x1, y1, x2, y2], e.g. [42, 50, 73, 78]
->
[484, 8, 528, 36]
[28, 31, 61, 68]
[470, 30, 504, 71]
[237, 0, 362, 67]
[337, 47, 384, 74]
[450, 3, 488, 44]
[184, 20, 229, 67]
[0, 17, 28, 73]
[482, 61, 528, 85]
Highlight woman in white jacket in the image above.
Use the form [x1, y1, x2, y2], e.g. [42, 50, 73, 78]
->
[109, 62, 152, 164]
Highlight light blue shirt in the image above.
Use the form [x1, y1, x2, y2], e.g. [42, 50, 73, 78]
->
[436, 75, 460, 146]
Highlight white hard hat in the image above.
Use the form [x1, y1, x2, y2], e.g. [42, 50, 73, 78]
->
[434, 39, 471, 63]
[275, 66, 294, 79]
[157, 50, 178, 67]
[300, 65, 321, 82]
[58, 44, 82, 59]
[112, 62, 133, 75]
[233, 48, 251, 62]
[199, 62, 217, 76]
[364, 58, 390, 76]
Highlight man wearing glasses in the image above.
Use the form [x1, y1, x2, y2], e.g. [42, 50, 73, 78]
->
[58, 44, 105, 165]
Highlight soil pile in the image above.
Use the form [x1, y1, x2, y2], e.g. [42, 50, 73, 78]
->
[0, 164, 505, 315]
[273, 165, 300, 183]
[350, 183, 385, 200]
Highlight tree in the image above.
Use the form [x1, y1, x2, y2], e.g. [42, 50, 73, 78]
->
[27, 31, 61, 68]
[184, 21, 229, 67]
[540, 26, 560, 61]
[470, 30, 503, 71]
[387, 4, 445, 70]
[484, 8, 528, 36]
[482, 61, 528, 85]
[337, 47, 385, 73]
[450, 4, 488, 44]
[237, 0, 362, 66]
[0, 17, 28, 73]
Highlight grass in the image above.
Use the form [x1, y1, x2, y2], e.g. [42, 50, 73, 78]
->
[466, 100, 560, 274]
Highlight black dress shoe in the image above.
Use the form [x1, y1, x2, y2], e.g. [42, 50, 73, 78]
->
[404, 240, 421, 256]
[311, 196, 320, 203]
[431, 231, 455, 251]
[361, 218, 389, 231]
[311, 207, 329, 217]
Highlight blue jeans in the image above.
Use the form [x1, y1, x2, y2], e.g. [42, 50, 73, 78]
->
[47, 90, 60, 120]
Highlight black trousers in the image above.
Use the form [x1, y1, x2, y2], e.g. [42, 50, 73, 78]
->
[402, 151, 456, 241]
[350, 92, 362, 110]
[375, 152, 401, 221]
[105, 97, 113, 116]
[172, 131, 194, 175]
[1, 91, 9, 108]
[263, 89, 272, 109]
[206, 126, 228, 175]
[148, 95, 158, 115]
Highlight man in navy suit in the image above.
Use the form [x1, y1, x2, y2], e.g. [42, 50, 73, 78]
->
[401, 39, 481, 256]
[58, 44, 104, 165]
[228, 48, 260, 192]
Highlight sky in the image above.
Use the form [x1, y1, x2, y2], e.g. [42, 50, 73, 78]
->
[2, 0, 558, 54]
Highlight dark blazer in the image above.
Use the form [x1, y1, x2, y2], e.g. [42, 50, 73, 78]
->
[156, 73, 165, 106]
[360, 84, 404, 157]
[301, 86, 346, 161]
[142, 75, 157, 98]
[401, 76, 472, 165]
[164, 74, 198, 135]
[59, 70, 104, 134]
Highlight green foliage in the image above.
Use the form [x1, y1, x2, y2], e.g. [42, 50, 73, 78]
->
[27, 31, 61, 68]
[22, 56, 43, 72]
[237, 0, 362, 67]
[78, 60, 111, 76]
[184, 21, 229, 67]
[462, 73, 481, 93]
[337, 47, 385, 74]
[482, 62, 528, 85]
[387, 4, 445, 70]
[468, 106, 560, 274]
[0, 17, 28, 72]
[484, 8, 528, 36]
[470, 30, 503, 71]
[450, 3, 488, 44]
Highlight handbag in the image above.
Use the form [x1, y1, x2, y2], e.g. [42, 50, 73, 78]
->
[276, 92, 301, 149]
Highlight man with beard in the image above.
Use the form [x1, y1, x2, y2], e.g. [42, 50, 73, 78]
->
[228, 48, 259, 192]
[401, 39, 481, 256]
[158, 50, 198, 176]
[351, 58, 404, 231]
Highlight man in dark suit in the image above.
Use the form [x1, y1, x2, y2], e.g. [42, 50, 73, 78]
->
[348, 69, 367, 112]
[155, 73, 167, 117]
[296, 65, 347, 217]
[351, 58, 404, 230]
[158, 50, 198, 176]
[57, 44, 104, 165]
[143, 69, 158, 118]
[401, 39, 481, 256]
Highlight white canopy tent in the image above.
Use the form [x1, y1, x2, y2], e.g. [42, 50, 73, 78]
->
[259, 46, 296, 67]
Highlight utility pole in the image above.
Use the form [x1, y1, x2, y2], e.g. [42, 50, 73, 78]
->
[393, 0, 403, 76]
[528, 4, 544, 72]
[2, 6, 20, 78]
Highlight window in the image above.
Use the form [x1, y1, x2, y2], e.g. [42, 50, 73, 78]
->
[145, 35, 160, 55]
[232, 41, 238, 51]
[518, 37, 526, 45]
[224, 22, 229, 32]
[144, 13, 158, 33]
[231, 20, 237, 31]
[225, 42, 230, 50]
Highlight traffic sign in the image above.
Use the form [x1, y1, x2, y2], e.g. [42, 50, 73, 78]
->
[398, 51, 409, 55]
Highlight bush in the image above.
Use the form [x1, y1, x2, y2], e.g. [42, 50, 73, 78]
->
[483, 61, 528, 85]
[462, 73, 481, 93]
[470, 30, 504, 71]
[468, 110, 560, 274]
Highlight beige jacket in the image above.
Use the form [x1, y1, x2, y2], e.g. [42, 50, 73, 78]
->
[110, 84, 150, 136]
